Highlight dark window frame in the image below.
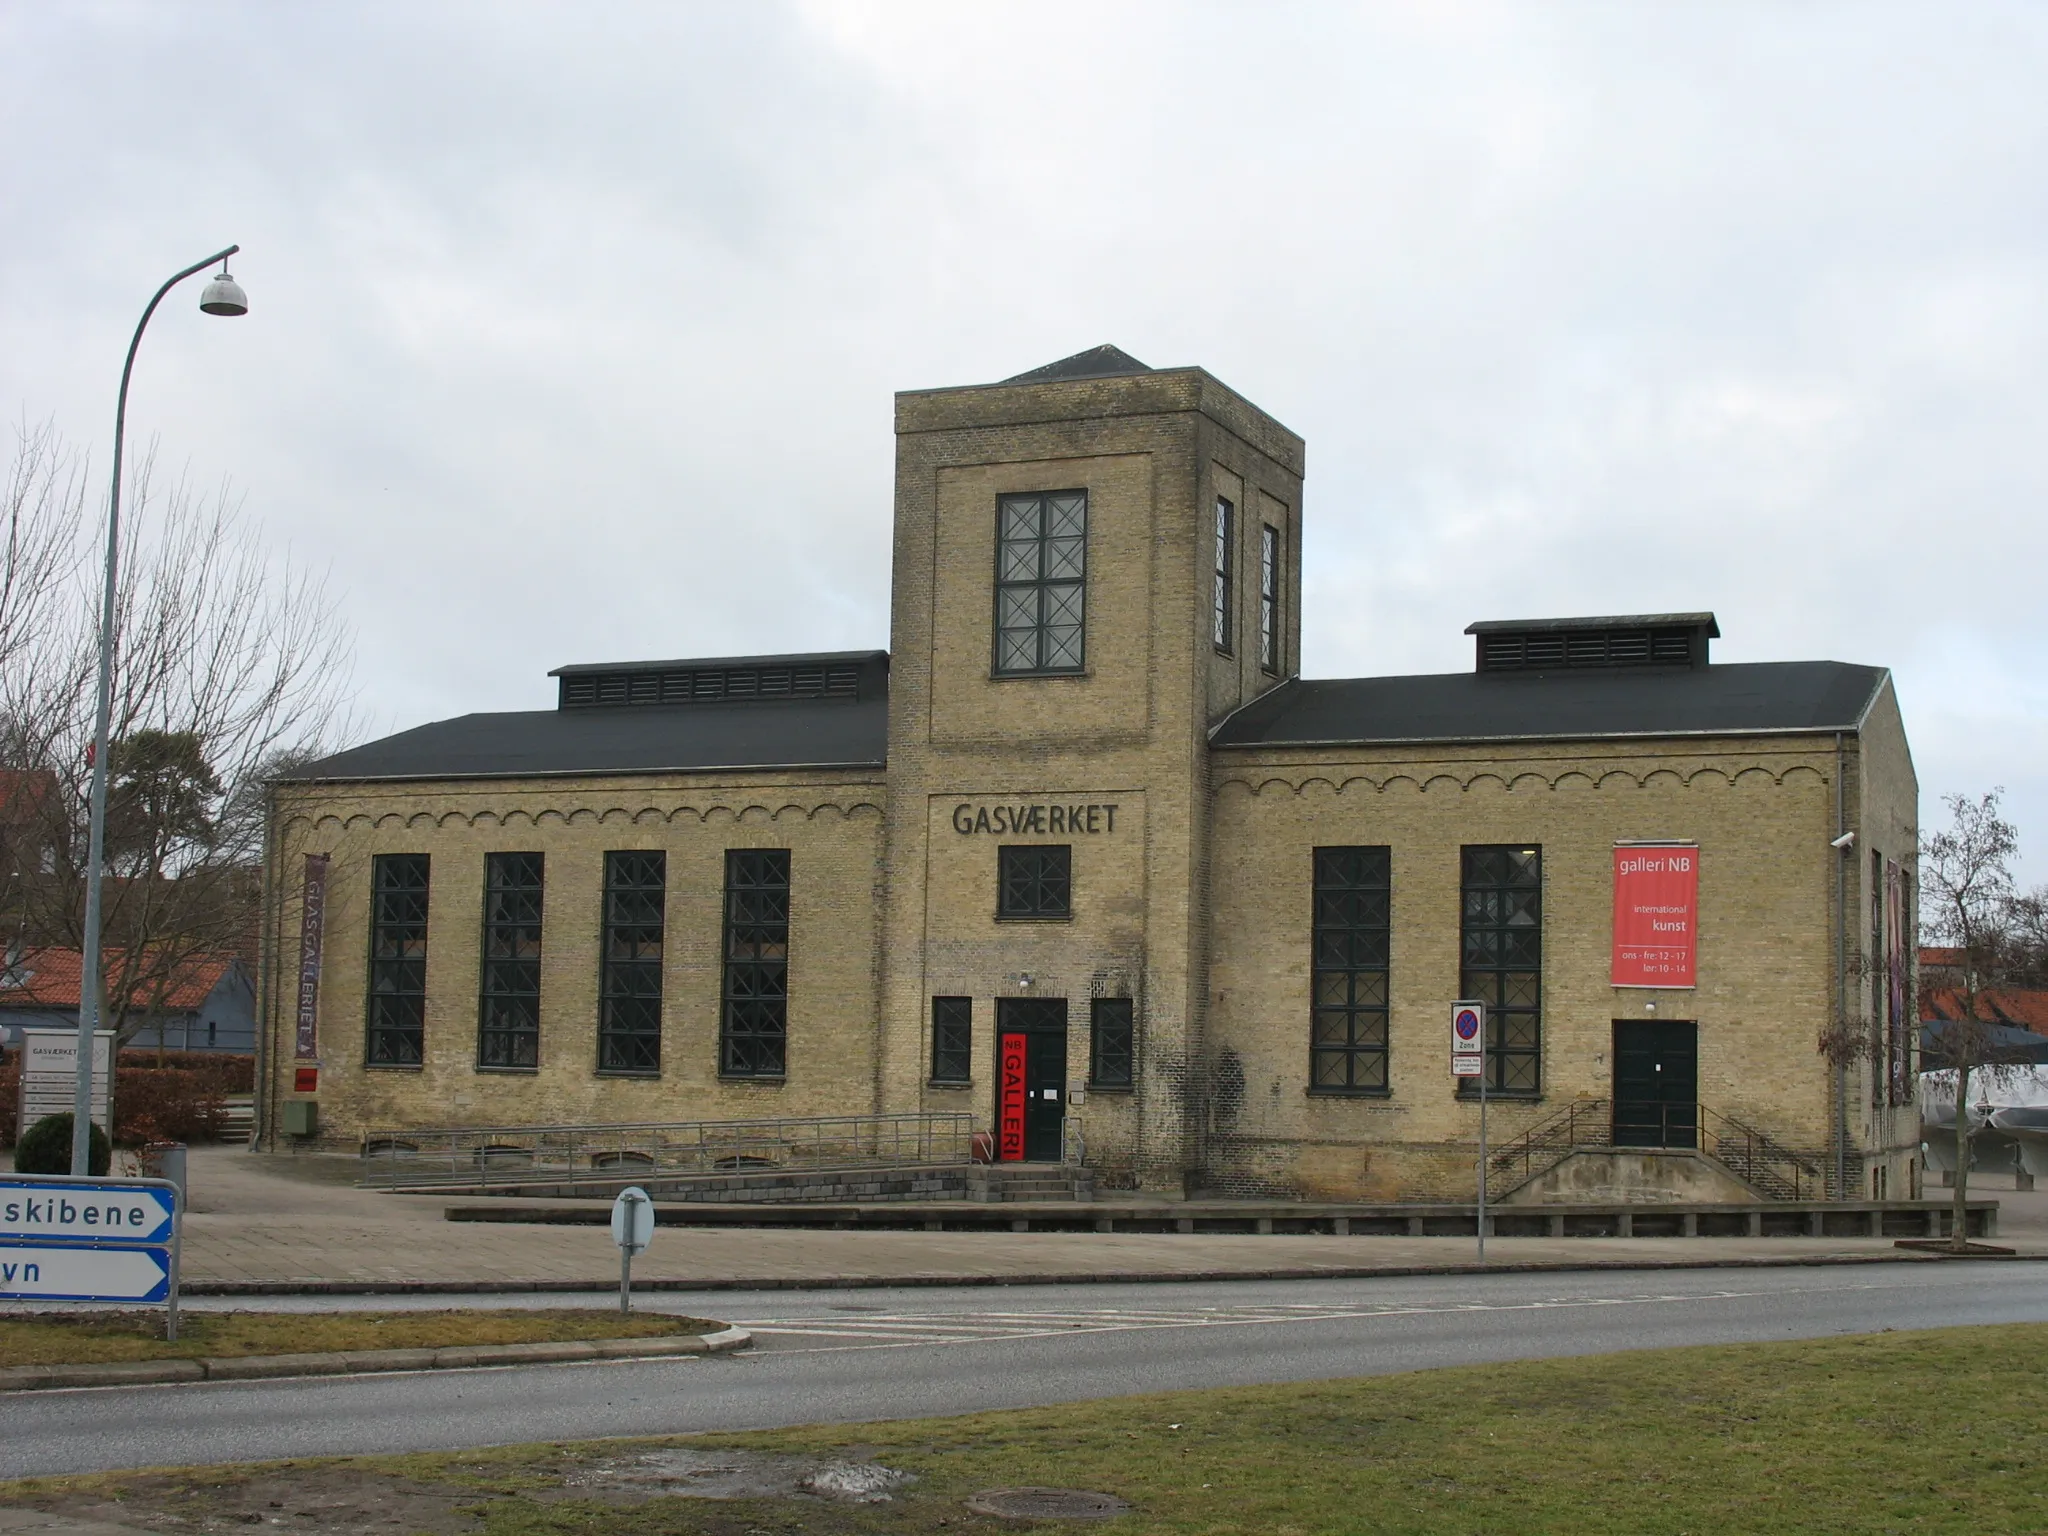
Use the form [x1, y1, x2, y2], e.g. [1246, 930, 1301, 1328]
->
[993, 490, 1088, 677]
[1310, 846, 1390, 1095]
[1259, 522, 1281, 674]
[930, 996, 972, 1085]
[997, 844, 1072, 921]
[721, 848, 791, 1079]
[477, 851, 543, 1071]
[598, 850, 665, 1076]
[1089, 997, 1135, 1089]
[1459, 845, 1543, 1097]
[1213, 496, 1235, 654]
[365, 852, 430, 1069]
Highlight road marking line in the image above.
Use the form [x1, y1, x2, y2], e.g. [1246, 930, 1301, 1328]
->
[734, 1281, 1907, 1355]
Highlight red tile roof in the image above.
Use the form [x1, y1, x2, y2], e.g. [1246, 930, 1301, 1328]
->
[1922, 984, 2048, 1036]
[0, 770, 54, 827]
[0, 948, 237, 1012]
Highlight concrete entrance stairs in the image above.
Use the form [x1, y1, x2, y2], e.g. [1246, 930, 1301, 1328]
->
[1489, 1097, 1832, 1203]
[967, 1164, 1095, 1203]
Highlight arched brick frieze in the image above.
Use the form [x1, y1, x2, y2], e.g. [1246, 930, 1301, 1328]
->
[1212, 758, 1834, 801]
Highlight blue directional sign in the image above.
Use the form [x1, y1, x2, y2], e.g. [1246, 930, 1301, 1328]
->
[0, 1175, 182, 1322]
[0, 1179, 177, 1245]
[0, 1243, 171, 1303]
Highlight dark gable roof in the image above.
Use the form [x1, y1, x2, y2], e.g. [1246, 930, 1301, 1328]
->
[288, 651, 888, 784]
[1002, 345, 1153, 385]
[1211, 661, 1890, 750]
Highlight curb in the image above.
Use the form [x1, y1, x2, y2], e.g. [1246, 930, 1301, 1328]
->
[173, 1248, 2048, 1296]
[0, 1326, 750, 1393]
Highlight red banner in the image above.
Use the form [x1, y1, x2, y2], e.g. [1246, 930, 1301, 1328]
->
[998, 1033, 1027, 1161]
[1612, 844, 1698, 988]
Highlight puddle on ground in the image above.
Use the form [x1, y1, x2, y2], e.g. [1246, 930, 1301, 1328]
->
[557, 1448, 914, 1503]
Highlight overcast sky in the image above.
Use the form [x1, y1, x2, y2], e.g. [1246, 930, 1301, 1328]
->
[4, 2, 2045, 871]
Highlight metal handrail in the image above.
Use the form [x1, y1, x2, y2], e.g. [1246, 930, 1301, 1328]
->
[1487, 1096, 1829, 1201]
[358, 1110, 977, 1190]
[1487, 1097, 1611, 1187]
[1700, 1104, 1826, 1202]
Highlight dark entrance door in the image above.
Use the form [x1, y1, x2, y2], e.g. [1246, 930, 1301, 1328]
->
[1613, 1020, 1698, 1148]
[996, 997, 1068, 1162]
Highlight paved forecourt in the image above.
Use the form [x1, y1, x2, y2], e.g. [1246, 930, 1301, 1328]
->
[64, 1150, 2039, 1294]
[4, 1155, 2031, 1302]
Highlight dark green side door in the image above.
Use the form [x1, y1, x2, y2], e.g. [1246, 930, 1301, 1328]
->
[1613, 1020, 1698, 1148]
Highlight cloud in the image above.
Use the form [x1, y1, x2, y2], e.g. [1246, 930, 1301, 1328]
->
[3, 1, 2045, 867]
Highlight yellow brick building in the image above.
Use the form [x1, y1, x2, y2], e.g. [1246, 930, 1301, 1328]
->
[259, 346, 1920, 1202]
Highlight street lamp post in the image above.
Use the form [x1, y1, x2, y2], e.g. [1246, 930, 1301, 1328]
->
[71, 247, 247, 1176]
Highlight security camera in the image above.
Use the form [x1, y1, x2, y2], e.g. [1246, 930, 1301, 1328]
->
[1830, 830, 1857, 850]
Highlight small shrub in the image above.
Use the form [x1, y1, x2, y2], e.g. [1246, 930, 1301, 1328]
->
[15, 1113, 111, 1175]
[0, 1060, 17, 1145]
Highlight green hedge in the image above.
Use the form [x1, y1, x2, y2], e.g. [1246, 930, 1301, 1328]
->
[1, 1055, 241, 1147]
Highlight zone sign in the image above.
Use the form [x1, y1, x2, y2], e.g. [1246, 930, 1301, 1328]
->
[1451, 1001, 1485, 1053]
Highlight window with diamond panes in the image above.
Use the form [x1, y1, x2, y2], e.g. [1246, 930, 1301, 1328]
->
[722, 849, 790, 1077]
[1311, 847, 1390, 1093]
[994, 491, 1087, 675]
[476, 852, 543, 1070]
[1213, 497, 1235, 653]
[598, 851, 664, 1074]
[930, 996, 971, 1084]
[1460, 846, 1542, 1094]
[1090, 998, 1134, 1088]
[997, 844, 1071, 920]
[1259, 523, 1281, 674]
[366, 853, 429, 1067]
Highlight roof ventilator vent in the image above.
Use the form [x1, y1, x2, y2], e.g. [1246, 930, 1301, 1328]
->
[560, 662, 862, 709]
[1469, 614, 1718, 674]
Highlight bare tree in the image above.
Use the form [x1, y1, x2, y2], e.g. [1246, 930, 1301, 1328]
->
[0, 419, 88, 682]
[1919, 789, 2037, 1251]
[0, 425, 356, 1040]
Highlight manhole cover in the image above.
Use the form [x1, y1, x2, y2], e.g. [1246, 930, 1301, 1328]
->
[965, 1487, 1132, 1521]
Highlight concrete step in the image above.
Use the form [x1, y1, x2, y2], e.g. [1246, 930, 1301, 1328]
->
[966, 1166, 1095, 1203]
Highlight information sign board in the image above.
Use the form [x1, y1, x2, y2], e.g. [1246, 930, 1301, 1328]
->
[1451, 1054, 1484, 1077]
[16, 1030, 114, 1132]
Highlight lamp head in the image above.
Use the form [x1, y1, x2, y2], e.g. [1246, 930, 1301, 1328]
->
[199, 270, 248, 316]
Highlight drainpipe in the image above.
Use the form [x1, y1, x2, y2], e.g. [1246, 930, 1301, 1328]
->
[1834, 732, 1848, 1201]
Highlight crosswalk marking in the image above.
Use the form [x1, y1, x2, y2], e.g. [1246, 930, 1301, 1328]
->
[731, 1284, 1872, 1355]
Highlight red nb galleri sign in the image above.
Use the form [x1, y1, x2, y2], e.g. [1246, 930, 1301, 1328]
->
[1612, 843, 1698, 988]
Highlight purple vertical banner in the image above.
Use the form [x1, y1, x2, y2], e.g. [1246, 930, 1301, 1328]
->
[1886, 859, 1907, 1105]
[295, 854, 331, 1061]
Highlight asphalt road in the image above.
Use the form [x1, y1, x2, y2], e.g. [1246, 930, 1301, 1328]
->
[3, 1260, 2044, 1480]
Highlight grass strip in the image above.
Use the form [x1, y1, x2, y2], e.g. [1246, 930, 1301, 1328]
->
[0, 1308, 720, 1366]
[5, 1325, 2045, 1533]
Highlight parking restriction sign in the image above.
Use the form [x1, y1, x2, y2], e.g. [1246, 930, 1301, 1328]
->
[1451, 1001, 1484, 1052]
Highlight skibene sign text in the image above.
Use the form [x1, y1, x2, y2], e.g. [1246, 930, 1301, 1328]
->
[0, 1176, 181, 1308]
